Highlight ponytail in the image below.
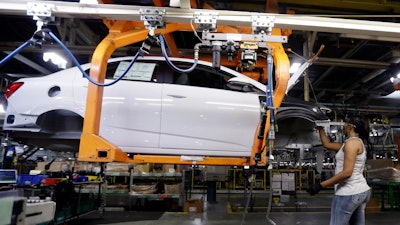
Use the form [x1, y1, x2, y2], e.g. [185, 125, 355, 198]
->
[348, 116, 373, 159]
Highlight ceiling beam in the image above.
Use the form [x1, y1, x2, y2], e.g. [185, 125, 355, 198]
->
[3, 51, 51, 74]
[2, 1, 400, 38]
[278, 0, 400, 14]
[314, 57, 391, 69]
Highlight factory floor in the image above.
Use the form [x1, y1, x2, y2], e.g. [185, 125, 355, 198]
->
[67, 190, 399, 225]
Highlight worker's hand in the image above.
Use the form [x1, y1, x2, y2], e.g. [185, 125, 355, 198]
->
[315, 126, 324, 131]
[306, 183, 323, 196]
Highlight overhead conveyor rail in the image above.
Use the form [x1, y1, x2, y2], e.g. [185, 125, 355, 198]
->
[2, 1, 400, 38]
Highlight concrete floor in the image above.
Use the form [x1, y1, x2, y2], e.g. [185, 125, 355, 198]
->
[68, 191, 399, 225]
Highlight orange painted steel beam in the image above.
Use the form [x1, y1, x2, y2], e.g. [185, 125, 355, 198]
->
[78, 21, 183, 162]
[249, 28, 290, 166]
[78, 19, 290, 166]
[130, 155, 249, 166]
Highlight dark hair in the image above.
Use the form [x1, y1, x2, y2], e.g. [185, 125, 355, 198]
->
[347, 116, 373, 158]
[347, 117, 369, 141]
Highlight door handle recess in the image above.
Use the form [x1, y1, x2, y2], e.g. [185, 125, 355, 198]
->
[167, 94, 187, 98]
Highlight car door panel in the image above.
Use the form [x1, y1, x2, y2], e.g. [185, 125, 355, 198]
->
[73, 71, 162, 149]
[160, 84, 260, 157]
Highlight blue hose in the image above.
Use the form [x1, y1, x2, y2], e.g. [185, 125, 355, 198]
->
[0, 41, 31, 67]
[159, 35, 198, 73]
[265, 52, 277, 225]
[48, 31, 140, 87]
[1, 31, 196, 86]
[266, 53, 275, 122]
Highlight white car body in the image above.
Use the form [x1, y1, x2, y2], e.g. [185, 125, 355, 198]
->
[4, 56, 267, 157]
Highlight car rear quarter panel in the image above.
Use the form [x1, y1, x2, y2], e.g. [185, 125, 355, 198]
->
[4, 69, 82, 131]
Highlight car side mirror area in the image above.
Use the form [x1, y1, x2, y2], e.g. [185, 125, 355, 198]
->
[227, 77, 262, 93]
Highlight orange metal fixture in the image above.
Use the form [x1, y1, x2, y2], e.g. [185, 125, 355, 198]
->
[77, 19, 290, 166]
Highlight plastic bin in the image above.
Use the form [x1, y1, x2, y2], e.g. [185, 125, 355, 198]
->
[17, 174, 47, 186]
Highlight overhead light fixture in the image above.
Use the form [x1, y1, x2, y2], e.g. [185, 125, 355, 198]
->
[289, 62, 301, 74]
[43, 52, 67, 69]
[390, 73, 400, 90]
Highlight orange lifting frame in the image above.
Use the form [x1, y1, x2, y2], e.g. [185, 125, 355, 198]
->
[77, 20, 290, 166]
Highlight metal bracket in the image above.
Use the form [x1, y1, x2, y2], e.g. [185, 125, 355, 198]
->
[27, 2, 54, 17]
[194, 12, 218, 32]
[140, 8, 166, 34]
[27, 2, 55, 31]
[202, 32, 287, 46]
[252, 15, 275, 34]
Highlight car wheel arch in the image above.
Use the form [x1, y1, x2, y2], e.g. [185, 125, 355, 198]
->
[36, 109, 84, 133]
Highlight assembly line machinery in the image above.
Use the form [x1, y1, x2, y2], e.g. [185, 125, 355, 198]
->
[2, 1, 400, 167]
[2, 1, 400, 224]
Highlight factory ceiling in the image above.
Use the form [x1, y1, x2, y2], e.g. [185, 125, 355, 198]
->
[1, 0, 400, 120]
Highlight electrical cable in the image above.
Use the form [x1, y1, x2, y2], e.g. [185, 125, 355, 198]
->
[159, 35, 198, 73]
[240, 173, 255, 225]
[190, 18, 203, 42]
[47, 31, 141, 87]
[266, 141, 276, 225]
[265, 51, 277, 225]
[305, 75, 319, 105]
[0, 41, 31, 67]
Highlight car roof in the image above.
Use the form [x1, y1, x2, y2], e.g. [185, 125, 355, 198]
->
[98, 56, 267, 91]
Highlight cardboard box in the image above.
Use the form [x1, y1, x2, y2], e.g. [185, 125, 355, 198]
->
[367, 167, 400, 182]
[73, 162, 99, 172]
[184, 198, 204, 213]
[366, 159, 400, 181]
[164, 182, 182, 194]
[73, 163, 87, 172]
[365, 159, 393, 170]
[133, 163, 153, 174]
[106, 162, 133, 172]
[163, 164, 176, 173]
[37, 161, 71, 172]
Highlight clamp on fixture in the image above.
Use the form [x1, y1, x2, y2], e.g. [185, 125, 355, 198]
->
[240, 42, 258, 71]
[194, 12, 218, 33]
[251, 15, 275, 35]
[197, 14, 286, 70]
[140, 8, 165, 54]
[140, 8, 166, 35]
[27, 2, 56, 48]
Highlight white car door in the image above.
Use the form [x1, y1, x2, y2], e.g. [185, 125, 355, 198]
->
[160, 64, 262, 157]
[74, 60, 163, 151]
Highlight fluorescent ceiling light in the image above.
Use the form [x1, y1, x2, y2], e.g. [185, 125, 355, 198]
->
[43, 52, 67, 69]
[289, 62, 301, 74]
[389, 73, 400, 83]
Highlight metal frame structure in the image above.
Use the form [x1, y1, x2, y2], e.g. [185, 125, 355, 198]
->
[75, 8, 290, 166]
[2, 1, 400, 165]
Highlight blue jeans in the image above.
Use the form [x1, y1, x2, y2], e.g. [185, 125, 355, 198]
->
[330, 190, 371, 225]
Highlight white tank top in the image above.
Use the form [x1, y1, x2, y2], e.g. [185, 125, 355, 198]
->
[334, 137, 370, 196]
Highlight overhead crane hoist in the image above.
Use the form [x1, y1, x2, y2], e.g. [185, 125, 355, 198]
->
[74, 7, 290, 167]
